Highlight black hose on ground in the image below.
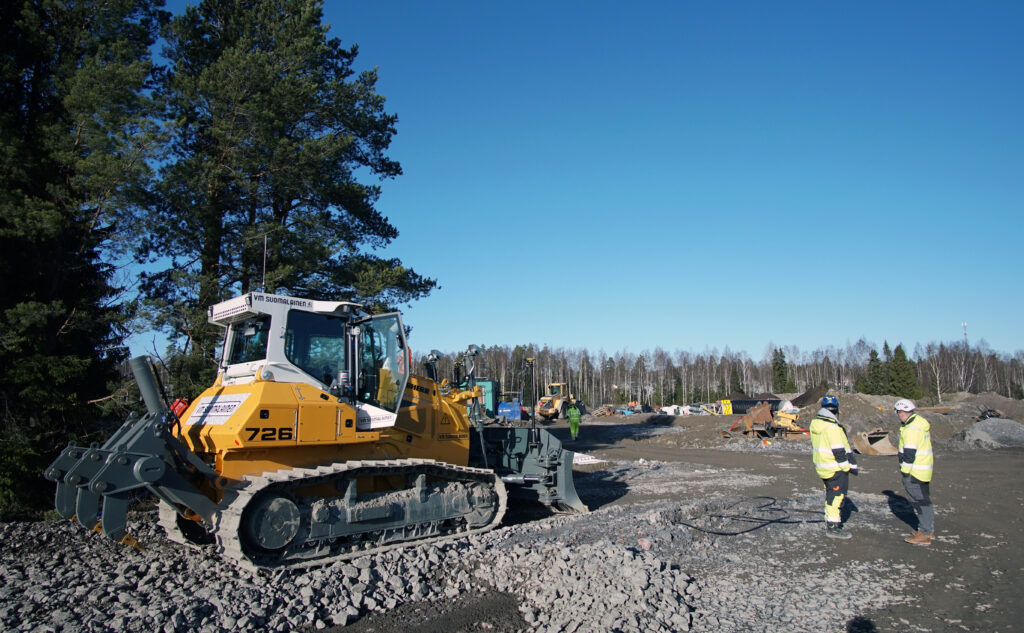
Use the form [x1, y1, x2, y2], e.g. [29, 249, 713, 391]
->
[676, 496, 824, 536]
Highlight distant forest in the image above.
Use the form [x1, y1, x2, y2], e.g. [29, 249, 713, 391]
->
[421, 339, 1024, 407]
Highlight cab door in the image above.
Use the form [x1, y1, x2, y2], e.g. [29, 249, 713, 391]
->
[352, 312, 410, 430]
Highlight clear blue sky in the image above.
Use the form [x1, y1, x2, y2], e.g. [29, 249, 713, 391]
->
[136, 1, 1023, 361]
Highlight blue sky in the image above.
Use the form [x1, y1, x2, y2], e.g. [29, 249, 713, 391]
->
[135, 1, 1023, 361]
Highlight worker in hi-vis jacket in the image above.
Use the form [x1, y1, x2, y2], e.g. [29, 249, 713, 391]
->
[810, 395, 858, 539]
[894, 398, 935, 545]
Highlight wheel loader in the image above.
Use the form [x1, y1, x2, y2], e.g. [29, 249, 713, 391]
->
[537, 383, 574, 420]
[45, 292, 585, 570]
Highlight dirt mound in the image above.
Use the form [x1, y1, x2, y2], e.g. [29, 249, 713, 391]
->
[958, 391, 1024, 420]
[791, 385, 828, 408]
[794, 393, 894, 437]
[787, 392, 1024, 447]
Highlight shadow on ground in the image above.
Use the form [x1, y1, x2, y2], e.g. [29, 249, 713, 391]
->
[847, 616, 879, 632]
[882, 489, 918, 531]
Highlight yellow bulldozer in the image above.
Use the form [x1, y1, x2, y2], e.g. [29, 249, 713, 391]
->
[45, 292, 585, 570]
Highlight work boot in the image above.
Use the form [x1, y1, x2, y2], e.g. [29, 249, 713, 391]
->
[826, 522, 851, 540]
[905, 531, 933, 545]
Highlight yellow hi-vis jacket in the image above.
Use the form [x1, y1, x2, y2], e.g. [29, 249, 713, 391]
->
[810, 411, 853, 479]
[899, 413, 933, 482]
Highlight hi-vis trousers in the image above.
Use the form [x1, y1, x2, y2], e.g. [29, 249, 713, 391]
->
[822, 471, 849, 524]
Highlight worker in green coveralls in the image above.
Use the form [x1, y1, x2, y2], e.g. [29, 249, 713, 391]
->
[568, 402, 582, 440]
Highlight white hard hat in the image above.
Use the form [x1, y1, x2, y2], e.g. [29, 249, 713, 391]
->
[894, 399, 916, 412]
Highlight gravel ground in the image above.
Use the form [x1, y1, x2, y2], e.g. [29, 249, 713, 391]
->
[3, 394, 1022, 633]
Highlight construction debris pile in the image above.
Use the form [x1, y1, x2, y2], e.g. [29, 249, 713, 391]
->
[589, 403, 708, 417]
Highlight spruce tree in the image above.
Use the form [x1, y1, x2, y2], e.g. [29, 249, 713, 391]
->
[889, 344, 921, 399]
[729, 364, 744, 396]
[771, 349, 797, 393]
[0, 0, 162, 514]
[771, 348, 788, 393]
[858, 349, 887, 394]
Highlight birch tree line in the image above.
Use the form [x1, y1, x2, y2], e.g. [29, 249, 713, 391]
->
[419, 338, 1024, 407]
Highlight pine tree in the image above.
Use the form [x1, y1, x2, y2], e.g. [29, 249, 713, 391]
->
[0, 0, 162, 515]
[142, 0, 435, 391]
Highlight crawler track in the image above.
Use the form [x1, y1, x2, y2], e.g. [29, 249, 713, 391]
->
[161, 459, 507, 571]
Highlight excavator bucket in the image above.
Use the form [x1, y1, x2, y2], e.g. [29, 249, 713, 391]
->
[852, 428, 898, 455]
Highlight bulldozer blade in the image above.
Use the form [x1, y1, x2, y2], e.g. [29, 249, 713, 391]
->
[100, 493, 132, 542]
[554, 450, 588, 513]
[852, 428, 898, 456]
[470, 425, 588, 513]
[75, 489, 101, 527]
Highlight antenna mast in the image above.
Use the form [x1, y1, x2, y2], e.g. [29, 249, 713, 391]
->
[260, 232, 268, 288]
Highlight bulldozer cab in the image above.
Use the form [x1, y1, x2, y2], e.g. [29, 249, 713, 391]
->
[547, 383, 568, 397]
[211, 292, 409, 430]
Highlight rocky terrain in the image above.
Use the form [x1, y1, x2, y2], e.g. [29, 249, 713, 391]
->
[2, 391, 1022, 633]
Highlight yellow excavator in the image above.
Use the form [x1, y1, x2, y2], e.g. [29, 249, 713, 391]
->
[45, 292, 585, 570]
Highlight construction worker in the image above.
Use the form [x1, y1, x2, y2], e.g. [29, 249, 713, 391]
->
[810, 395, 858, 539]
[894, 399, 935, 545]
[567, 401, 582, 440]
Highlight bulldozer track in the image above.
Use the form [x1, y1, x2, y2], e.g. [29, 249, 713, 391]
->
[168, 458, 509, 571]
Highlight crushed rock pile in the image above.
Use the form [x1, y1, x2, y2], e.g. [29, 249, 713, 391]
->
[474, 539, 694, 632]
[1, 486, 918, 633]
[952, 418, 1024, 449]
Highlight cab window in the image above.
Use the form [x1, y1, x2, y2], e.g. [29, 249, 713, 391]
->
[284, 310, 347, 386]
[228, 316, 271, 364]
